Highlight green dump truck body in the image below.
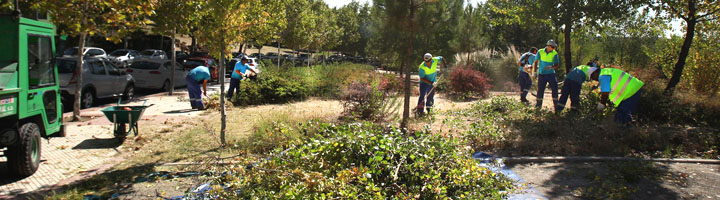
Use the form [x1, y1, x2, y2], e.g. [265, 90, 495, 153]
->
[1, 15, 64, 177]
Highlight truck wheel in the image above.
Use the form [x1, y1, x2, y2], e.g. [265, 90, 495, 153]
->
[6, 123, 42, 177]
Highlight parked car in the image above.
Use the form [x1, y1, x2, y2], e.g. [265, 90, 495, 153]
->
[265, 52, 279, 60]
[231, 52, 243, 58]
[189, 51, 210, 58]
[328, 55, 344, 63]
[249, 53, 265, 59]
[183, 57, 219, 82]
[297, 54, 315, 66]
[57, 57, 135, 108]
[282, 54, 296, 64]
[226, 56, 262, 78]
[63, 47, 107, 58]
[140, 49, 167, 60]
[175, 51, 189, 63]
[108, 49, 140, 68]
[125, 59, 187, 91]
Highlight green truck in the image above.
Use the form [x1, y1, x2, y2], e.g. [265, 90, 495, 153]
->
[0, 12, 64, 177]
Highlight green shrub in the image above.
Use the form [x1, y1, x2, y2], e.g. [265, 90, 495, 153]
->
[229, 63, 374, 106]
[340, 78, 400, 121]
[208, 122, 515, 199]
[231, 71, 310, 106]
[638, 85, 720, 127]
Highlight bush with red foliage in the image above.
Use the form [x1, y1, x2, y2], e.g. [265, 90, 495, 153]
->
[448, 66, 493, 98]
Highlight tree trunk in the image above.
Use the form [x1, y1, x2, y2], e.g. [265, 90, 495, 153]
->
[191, 35, 196, 54]
[401, 1, 416, 130]
[170, 30, 176, 96]
[159, 35, 164, 51]
[563, 1, 573, 73]
[72, 32, 87, 121]
[665, 18, 697, 95]
[220, 50, 227, 146]
[277, 41, 281, 65]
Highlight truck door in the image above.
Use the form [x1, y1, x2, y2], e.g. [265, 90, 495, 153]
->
[25, 33, 61, 134]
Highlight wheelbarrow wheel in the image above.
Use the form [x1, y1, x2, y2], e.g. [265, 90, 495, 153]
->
[114, 123, 127, 143]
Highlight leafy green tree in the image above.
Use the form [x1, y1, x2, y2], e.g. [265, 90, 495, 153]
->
[243, 0, 287, 56]
[39, 0, 156, 121]
[306, 1, 342, 65]
[334, 1, 368, 56]
[534, 0, 641, 73]
[474, 0, 551, 53]
[280, 0, 314, 56]
[152, 0, 203, 95]
[651, 0, 720, 95]
[450, 5, 483, 62]
[195, 0, 253, 146]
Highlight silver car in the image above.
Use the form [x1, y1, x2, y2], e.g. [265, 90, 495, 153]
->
[57, 57, 135, 108]
[108, 49, 141, 68]
[126, 59, 188, 91]
[140, 49, 168, 60]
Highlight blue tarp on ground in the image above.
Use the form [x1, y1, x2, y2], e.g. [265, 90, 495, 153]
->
[473, 152, 547, 200]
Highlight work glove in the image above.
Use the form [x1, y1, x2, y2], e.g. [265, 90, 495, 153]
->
[432, 82, 437, 88]
[596, 103, 605, 111]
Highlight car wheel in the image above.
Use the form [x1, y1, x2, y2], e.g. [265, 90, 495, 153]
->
[162, 80, 171, 92]
[6, 122, 42, 177]
[81, 89, 95, 109]
[123, 84, 135, 100]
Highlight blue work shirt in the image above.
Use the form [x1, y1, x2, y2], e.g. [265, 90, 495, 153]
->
[535, 48, 560, 75]
[188, 66, 211, 83]
[419, 56, 442, 83]
[519, 52, 536, 72]
[566, 69, 587, 83]
[599, 75, 612, 93]
[231, 62, 250, 80]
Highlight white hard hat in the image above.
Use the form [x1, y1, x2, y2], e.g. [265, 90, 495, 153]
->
[424, 53, 432, 60]
[587, 67, 598, 80]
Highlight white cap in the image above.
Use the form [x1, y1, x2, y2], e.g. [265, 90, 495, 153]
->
[587, 67, 598, 80]
[424, 53, 432, 60]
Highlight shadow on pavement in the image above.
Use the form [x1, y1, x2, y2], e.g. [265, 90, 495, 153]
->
[509, 161, 682, 199]
[72, 138, 121, 150]
[163, 109, 200, 114]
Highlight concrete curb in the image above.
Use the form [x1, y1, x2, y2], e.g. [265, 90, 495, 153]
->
[504, 156, 720, 164]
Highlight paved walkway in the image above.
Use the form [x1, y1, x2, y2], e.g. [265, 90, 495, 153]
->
[0, 80, 229, 197]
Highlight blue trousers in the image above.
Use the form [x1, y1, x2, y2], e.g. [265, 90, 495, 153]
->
[536, 74, 559, 110]
[557, 79, 582, 112]
[616, 88, 642, 124]
[186, 76, 204, 109]
[227, 78, 241, 98]
[417, 82, 435, 112]
[518, 71, 532, 102]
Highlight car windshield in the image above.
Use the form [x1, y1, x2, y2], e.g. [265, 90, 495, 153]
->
[141, 51, 155, 56]
[130, 61, 161, 69]
[185, 60, 205, 67]
[64, 48, 79, 56]
[109, 50, 128, 56]
[57, 59, 77, 73]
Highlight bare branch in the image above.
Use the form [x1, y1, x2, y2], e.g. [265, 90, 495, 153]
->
[696, 7, 720, 20]
[660, 0, 689, 21]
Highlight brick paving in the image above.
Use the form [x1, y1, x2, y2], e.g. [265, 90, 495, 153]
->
[0, 81, 230, 198]
[0, 123, 118, 196]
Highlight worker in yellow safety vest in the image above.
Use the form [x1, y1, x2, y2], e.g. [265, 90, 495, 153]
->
[589, 68, 644, 124]
[416, 53, 444, 115]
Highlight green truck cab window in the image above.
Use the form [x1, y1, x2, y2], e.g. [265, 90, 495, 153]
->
[27, 34, 55, 88]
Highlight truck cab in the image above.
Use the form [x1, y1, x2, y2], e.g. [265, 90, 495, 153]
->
[0, 14, 64, 177]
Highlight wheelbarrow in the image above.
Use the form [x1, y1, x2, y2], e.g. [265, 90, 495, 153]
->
[100, 99, 153, 143]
